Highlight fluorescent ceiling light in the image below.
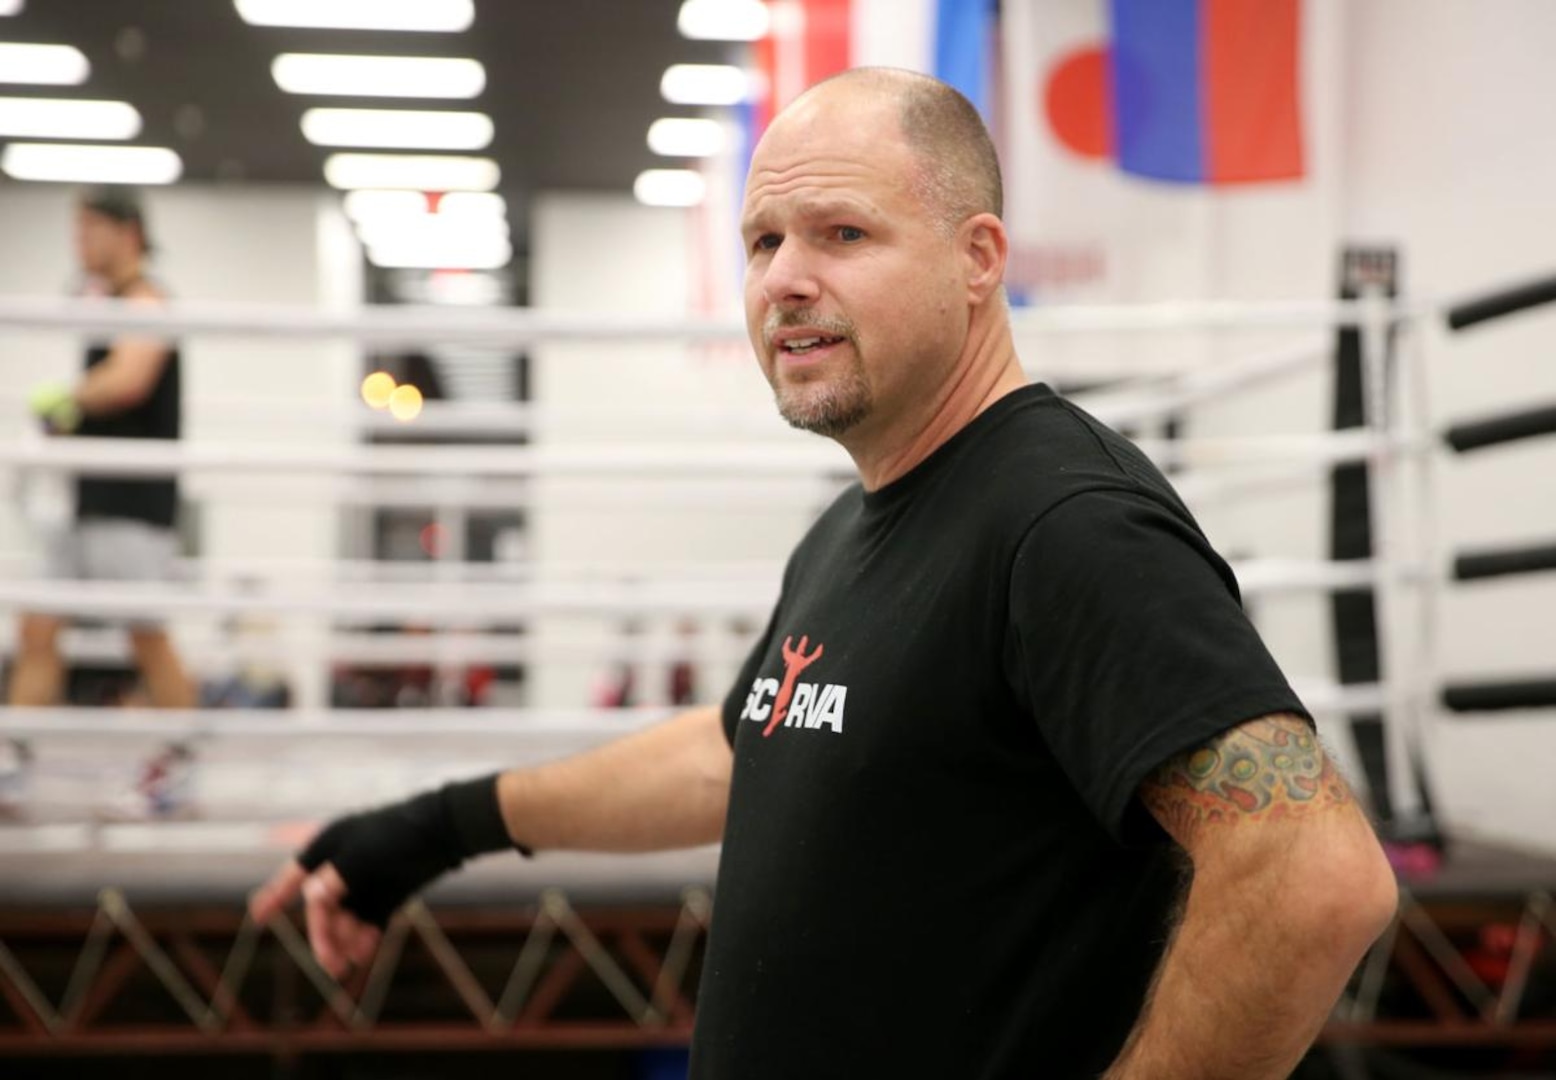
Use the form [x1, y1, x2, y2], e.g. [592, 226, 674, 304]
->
[1, 143, 182, 184]
[344, 188, 505, 224]
[661, 64, 760, 106]
[0, 0, 25, 16]
[272, 54, 484, 99]
[677, 0, 769, 41]
[366, 234, 512, 270]
[235, 0, 474, 32]
[355, 215, 508, 249]
[0, 97, 140, 140]
[324, 152, 499, 191]
[634, 169, 706, 208]
[0, 43, 89, 85]
[648, 117, 726, 157]
[434, 191, 505, 218]
[302, 107, 492, 150]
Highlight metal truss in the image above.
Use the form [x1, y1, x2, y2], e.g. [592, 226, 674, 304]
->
[1327, 889, 1556, 1049]
[0, 887, 711, 1055]
[2, 886, 1554, 1058]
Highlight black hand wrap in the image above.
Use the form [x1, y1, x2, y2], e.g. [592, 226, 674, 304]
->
[297, 774, 523, 928]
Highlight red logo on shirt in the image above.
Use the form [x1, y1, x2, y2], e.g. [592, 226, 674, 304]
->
[763, 635, 824, 737]
[738, 633, 848, 737]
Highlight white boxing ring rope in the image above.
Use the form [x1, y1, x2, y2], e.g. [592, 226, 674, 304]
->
[0, 293, 1443, 847]
[0, 680, 1386, 744]
[0, 624, 759, 672]
[0, 339, 1329, 438]
[0, 428, 1424, 481]
[0, 294, 1415, 343]
[0, 578, 780, 622]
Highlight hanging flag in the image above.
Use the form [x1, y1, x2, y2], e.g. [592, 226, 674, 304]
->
[1044, 0, 1304, 183]
[747, 0, 999, 140]
[1003, 0, 1332, 309]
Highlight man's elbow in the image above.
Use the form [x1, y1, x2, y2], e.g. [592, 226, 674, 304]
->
[1303, 832, 1399, 957]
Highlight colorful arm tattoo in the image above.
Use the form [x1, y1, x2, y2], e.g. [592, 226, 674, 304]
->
[1139, 714, 1353, 847]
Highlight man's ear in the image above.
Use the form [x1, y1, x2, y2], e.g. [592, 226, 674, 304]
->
[960, 212, 1007, 304]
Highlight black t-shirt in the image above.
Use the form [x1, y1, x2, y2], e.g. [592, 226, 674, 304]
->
[76, 280, 181, 528]
[692, 383, 1309, 1079]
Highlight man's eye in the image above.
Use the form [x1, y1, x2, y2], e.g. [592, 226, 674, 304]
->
[753, 234, 780, 252]
[837, 226, 865, 242]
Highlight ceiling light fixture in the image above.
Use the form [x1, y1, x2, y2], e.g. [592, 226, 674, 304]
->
[633, 168, 707, 208]
[272, 53, 485, 99]
[354, 214, 508, 249]
[302, 107, 493, 150]
[676, 0, 770, 42]
[0, 43, 89, 85]
[0, 0, 25, 16]
[647, 117, 726, 157]
[0, 97, 141, 140]
[324, 152, 499, 191]
[235, 0, 474, 32]
[1, 143, 182, 184]
[365, 233, 512, 270]
[660, 63, 760, 106]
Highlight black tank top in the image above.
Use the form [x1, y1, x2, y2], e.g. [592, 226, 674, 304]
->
[75, 280, 181, 528]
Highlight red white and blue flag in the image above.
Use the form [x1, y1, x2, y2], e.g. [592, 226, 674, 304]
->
[1001, 0, 1332, 311]
[745, 0, 999, 139]
[1044, 0, 1304, 184]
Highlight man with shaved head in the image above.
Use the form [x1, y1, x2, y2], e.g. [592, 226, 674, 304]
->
[256, 70, 1396, 1078]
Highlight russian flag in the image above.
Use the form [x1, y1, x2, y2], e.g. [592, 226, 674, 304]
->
[1045, 0, 1304, 183]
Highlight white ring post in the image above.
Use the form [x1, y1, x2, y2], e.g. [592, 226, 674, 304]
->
[1359, 287, 1423, 824]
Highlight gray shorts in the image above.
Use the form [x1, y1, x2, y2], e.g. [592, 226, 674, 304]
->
[40, 519, 179, 629]
[43, 518, 180, 583]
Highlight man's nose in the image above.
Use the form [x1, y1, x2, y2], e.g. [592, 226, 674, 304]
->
[761, 240, 820, 307]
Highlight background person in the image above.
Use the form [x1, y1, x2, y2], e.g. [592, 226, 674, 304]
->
[4, 187, 196, 820]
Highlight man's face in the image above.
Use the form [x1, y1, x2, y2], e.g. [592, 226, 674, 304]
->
[740, 93, 968, 442]
[75, 207, 135, 276]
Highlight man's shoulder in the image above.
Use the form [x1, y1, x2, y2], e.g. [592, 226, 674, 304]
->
[957, 388, 1157, 515]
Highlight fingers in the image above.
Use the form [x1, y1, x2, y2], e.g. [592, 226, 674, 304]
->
[248, 860, 308, 924]
[346, 921, 382, 967]
[303, 863, 379, 980]
[252, 860, 381, 980]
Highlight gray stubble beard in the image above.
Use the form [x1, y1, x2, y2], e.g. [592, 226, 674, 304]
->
[773, 356, 873, 437]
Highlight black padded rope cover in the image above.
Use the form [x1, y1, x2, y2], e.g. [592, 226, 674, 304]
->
[1444, 404, 1556, 454]
[1446, 273, 1556, 332]
[1443, 679, 1556, 713]
[1454, 540, 1556, 582]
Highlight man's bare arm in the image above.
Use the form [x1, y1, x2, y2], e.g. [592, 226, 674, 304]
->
[76, 289, 172, 416]
[251, 706, 733, 975]
[499, 705, 732, 853]
[1103, 715, 1398, 1080]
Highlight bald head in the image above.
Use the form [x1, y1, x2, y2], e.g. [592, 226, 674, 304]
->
[779, 68, 1003, 235]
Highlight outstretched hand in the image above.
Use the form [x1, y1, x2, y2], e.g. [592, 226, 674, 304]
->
[246, 776, 512, 978]
[250, 859, 381, 980]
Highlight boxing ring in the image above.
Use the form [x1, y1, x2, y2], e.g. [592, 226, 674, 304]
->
[0, 272, 1554, 1066]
